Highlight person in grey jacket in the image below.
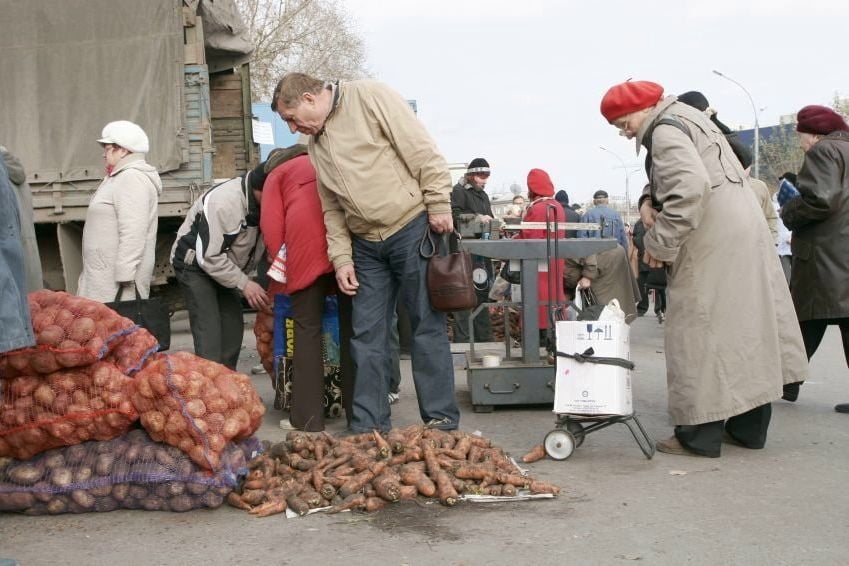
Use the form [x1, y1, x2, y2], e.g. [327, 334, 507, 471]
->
[0, 146, 42, 292]
[171, 162, 270, 369]
[0, 158, 35, 353]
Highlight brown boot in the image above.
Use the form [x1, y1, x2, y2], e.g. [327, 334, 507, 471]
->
[655, 435, 708, 457]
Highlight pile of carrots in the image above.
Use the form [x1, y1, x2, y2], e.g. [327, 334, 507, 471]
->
[227, 425, 559, 518]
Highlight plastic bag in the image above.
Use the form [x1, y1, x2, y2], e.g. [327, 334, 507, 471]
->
[598, 299, 626, 323]
[0, 429, 256, 514]
[0, 290, 139, 377]
[488, 274, 511, 301]
[272, 294, 343, 417]
[0, 362, 138, 460]
[130, 352, 265, 471]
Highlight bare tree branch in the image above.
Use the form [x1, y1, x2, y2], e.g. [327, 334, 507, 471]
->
[236, 0, 369, 102]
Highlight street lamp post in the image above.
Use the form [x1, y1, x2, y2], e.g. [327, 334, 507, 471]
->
[713, 69, 760, 178]
[599, 146, 635, 224]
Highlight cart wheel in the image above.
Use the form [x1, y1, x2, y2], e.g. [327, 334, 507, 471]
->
[544, 429, 576, 460]
[566, 421, 586, 447]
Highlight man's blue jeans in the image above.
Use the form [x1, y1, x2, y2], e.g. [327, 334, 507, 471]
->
[349, 213, 459, 432]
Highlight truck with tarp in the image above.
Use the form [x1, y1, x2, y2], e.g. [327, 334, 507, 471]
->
[0, 0, 258, 298]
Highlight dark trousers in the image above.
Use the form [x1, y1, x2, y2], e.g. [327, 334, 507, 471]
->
[675, 403, 772, 458]
[349, 214, 458, 432]
[289, 273, 353, 432]
[799, 318, 849, 366]
[650, 287, 666, 314]
[636, 271, 650, 314]
[452, 289, 493, 342]
[175, 267, 243, 370]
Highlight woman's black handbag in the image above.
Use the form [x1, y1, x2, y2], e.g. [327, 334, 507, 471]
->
[106, 286, 171, 350]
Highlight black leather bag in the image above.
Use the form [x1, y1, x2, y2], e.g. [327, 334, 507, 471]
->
[576, 287, 606, 321]
[106, 286, 171, 350]
[420, 229, 478, 312]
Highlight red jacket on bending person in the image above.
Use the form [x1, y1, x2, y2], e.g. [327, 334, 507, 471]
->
[260, 153, 334, 294]
[515, 168, 566, 329]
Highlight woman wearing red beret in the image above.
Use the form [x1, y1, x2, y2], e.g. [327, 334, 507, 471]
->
[599, 81, 808, 457]
[779, 105, 849, 413]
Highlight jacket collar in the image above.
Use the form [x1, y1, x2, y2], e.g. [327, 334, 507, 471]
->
[316, 81, 342, 137]
[824, 130, 849, 143]
[635, 96, 678, 153]
[109, 152, 146, 176]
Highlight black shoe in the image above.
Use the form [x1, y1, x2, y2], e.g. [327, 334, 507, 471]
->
[835, 403, 849, 414]
[424, 417, 457, 430]
[782, 382, 801, 402]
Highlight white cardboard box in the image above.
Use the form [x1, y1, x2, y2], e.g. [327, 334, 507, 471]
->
[554, 320, 633, 416]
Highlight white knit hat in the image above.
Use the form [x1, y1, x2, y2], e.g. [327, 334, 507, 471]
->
[97, 121, 150, 153]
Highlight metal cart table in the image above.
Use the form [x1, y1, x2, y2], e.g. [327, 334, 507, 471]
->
[459, 238, 616, 412]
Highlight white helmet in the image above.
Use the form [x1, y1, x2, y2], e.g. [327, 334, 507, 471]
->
[97, 120, 150, 154]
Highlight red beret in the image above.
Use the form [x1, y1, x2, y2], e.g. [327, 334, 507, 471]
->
[796, 105, 849, 136]
[527, 168, 554, 197]
[600, 81, 664, 123]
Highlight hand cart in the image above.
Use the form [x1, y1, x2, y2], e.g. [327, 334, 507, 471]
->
[544, 326, 655, 461]
[543, 413, 655, 460]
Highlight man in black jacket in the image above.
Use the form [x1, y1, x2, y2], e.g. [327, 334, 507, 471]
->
[450, 158, 494, 342]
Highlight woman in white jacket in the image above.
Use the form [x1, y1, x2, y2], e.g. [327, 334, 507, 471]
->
[78, 121, 162, 302]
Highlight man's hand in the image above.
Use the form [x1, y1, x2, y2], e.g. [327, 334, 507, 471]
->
[428, 212, 454, 234]
[577, 276, 592, 289]
[335, 264, 359, 296]
[640, 199, 659, 229]
[475, 214, 493, 223]
[243, 281, 271, 312]
[642, 249, 664, 269]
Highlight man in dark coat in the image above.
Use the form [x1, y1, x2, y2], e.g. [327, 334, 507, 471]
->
[450, 158, 494, 342]
[631, 218, 651, 315]
[780, 105, 849, 413]
[554, 189, 582, 238]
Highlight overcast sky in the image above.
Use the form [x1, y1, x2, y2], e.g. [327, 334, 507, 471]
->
[342, 0, 848, 204]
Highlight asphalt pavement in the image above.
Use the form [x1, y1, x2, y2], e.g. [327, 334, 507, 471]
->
[2, 311, 848, 566]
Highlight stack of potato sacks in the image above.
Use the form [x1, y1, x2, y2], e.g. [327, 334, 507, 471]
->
[0, 290, 265, 515]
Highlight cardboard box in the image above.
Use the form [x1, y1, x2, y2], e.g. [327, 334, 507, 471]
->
[553, 320, 632, 416]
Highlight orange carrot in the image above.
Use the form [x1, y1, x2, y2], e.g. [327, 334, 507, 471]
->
[434, 470, 458, 506]
[521, 444, 547, 463]
[528, 480, 560, 495]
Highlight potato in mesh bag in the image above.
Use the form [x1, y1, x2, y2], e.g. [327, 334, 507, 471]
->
[131, 352, 265, 470]
[0, 362, 138, 460]
[0, 429, 250, 514]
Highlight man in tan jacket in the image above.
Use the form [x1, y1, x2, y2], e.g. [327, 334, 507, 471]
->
[272, 73, 459, 434]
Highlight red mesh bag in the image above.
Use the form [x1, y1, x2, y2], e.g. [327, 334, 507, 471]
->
[0, 362, 138, 460]
[253, 310, 274, 376]
[130, 352, 266, 471]
[103, 327, 159, 375]
[0, 290, 139, 377]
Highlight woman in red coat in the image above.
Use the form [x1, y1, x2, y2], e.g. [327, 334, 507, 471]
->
[515, 169, 566, 341]
[261, 147, 352, 432]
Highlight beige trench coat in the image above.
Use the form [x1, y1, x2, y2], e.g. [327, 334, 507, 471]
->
[78, 154, 161, 302]
[638, 97, 808, 425]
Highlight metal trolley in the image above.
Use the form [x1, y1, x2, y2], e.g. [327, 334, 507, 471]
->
[544, 337, 655, 461]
